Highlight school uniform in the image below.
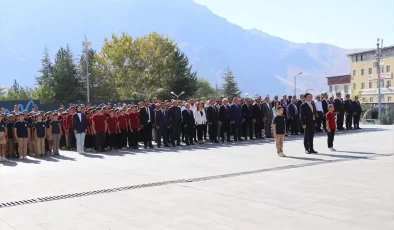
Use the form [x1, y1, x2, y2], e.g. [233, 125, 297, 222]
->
[66, 113, 76, 149]
[117, 114, 128, 148]
[59, 116, 67, 149]
[5, 121, 17, 157]
[326, 111, 336, 148]
[93, 114, 107, 152]
[273, 115, 286, 154]
[45, 119, 52, 153]
[34, 121, 46, 156]
[128, 112, 140, 149]
[50, 120, 61, 154]
[85, 116, 94, 150]
[0, 122, 6, 145]
[106, 116, 118, 150]
[14, 120, 29, 157]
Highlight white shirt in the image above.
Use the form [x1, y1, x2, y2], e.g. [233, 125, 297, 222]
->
[146, 107, 151, 122]
[77, 112, 82, 121]
[190, 104, 196, 111]
[314, 100, 323, 112]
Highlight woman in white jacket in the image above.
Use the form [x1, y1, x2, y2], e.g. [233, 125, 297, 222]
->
[194, 102, 207, 144]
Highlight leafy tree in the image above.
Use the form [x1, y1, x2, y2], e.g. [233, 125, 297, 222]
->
[222, 67, 241, 97]
[2, 80, 37, 100]
[36, 47, 56, 103]
[194, 78, 216, 99]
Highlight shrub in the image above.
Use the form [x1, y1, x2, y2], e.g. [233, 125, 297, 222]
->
[380, 108, 394, 125]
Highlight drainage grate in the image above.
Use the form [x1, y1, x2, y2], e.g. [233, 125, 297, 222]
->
[0, 153, 392, 209]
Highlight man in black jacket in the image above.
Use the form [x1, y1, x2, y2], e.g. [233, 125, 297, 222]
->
[182, 103, 195, 146]
[297, 94, 305, 134]
[206, 100, 219, 143]
[139, 101, 155, 148]
[344, 94, 353, 130]
[321, 93, 329, 131]
[242, 98, 254, 140]
[301, 93, 318, 154]
[168, 100, 182, 147]
[334, 92, 345, 130]
[252, 96, 264, 139]
[352, 95, 362, 129]
[155, 103, 170, 148]
[219, 98, 231, 142]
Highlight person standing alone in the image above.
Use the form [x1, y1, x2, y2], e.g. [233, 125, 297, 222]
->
[301, 93, 318, 154]
[73, 105, 87, 154]
[326, 104, 337, 151]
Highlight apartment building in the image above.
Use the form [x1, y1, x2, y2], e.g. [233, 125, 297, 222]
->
[348, 46, 394, 104]
[326, 74, 351, 97]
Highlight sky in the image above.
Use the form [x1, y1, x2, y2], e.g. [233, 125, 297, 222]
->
[194, 0, 394, 49]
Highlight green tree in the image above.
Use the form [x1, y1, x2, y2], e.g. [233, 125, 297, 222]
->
[194, 78, 216, 99]
[4, 80, 37, 100]
[222, 67, 241, 97]
[52, 45, 84, 103]
[36, 46, 56, 103]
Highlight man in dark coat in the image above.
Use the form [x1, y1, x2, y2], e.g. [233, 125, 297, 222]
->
[252, 96, 264, 139]
[219, 98, 232, 142]
[344, 94, 353, 130]
[139, 101, 155, 148]
[287, 98, 299, 135]
[321, 93, 329, 131]
[206, 100, 219, 143]
[155, 103, 170, 148]
[301, 93, 318, 154]
[297, 94, 305, 134]
[352, 95, 362, 129]
[230, 98, 243, 141]
[242, 98, 253, 140]
[168, 100, 182, 147]
[334, 92, 345, 130]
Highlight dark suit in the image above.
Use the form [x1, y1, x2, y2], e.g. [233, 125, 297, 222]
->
[344, 99, 353, 129]
[334, 98, 345, 130]
[206, 105, 219, 142]
[296, 100, 304, 134]
[252, 103, 263, 139]
[322, 99, 329, 131]
[219, 105, 231, 141]
[139, 106, 155, 148]
[182, 109, 195, 145]
[72, 113, 87, 133]
[168, 106, 182, 146]
[287, 103, 299, 134]
[230, 104, 242, 141]
[155, 110, 169, 147]
[301, 102, 316, 152]
[352, 100, 362, 129]
[242, 103, 253, 139]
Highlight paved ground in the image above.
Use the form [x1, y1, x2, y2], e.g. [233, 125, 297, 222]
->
[0, 125, 393, 230]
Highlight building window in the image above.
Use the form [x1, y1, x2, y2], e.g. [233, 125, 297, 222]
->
[379, 80, 384, 88]
[368, 68, 372, 75]
[369, 97, 373, 103]
[387, 65, 391, 73]
[362, 82, 365, 89]
[344, 85, 349, 92]
[352, 55, 356, 62]
[388, 96, 392, 102]
[387, 80, 392, 87]
[353, 83, 356, 90]
[361, 69, 364, 76]
[369, 82, 373, 88]
[329, 86, 332, 92]
[352, 70, 357, 77]
[335, 86, 339, 92]
[381, 66, 384, 73]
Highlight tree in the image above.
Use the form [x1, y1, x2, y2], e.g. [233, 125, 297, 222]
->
[222, 67, 241, 97]
[51, 45, 84, 103]
[36, 47, 55, 103]
[194, 78, 216, 99]
[3, 80, 37, 100]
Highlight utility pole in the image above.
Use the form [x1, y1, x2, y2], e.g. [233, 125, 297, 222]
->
[375, 38, 383, 119]
[82, 41, 92, 103]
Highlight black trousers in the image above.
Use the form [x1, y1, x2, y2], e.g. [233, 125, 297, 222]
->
[203, 124, 207, 139]
[336, 112, 345, 129]
[68, 128, 76, 149]
[254, 122, 263, 139]
[193, 126, 197, 141]
[156, 127, 168, 147]
[232, 122, 242, 141]
[353, 114, 360, 128]
[197, 125, 204, 141]
[303, 123, 315, 151]
[327, 130, 335, 148]
[108, 133, 117, 150]
[60, 133, 66, 149]
[322, 113, 327, 131]
[85, 134, 94, 149]
[316, 111, 323, 131]
[119, 129, 128, 148]
[129, 128, 139, 148]
[171, 123, 181, 145]
[184, 124, 194, 144]
[346, 114, 353, 129]
[208, 123, 218, 142]
[95, 131, 106, 151]
[242, 119, 253, 139]
[290, 118, 298, 134]
[220, 122, 231, 141]
[299, 118, 304, 134]
[143, 123, 153, 147]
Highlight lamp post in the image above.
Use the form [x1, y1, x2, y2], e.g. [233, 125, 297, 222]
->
[294, 72, 303, 96]
[375, 38, 383, 119]
[82, 41, 91, 103]
[171, 91, 185, 100]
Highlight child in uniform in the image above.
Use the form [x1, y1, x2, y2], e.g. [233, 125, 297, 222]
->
[326, 104, 336, 151]
[14, 114, 30, 159]
[128, 105, 140, 149]
[6, 114, 17, 158]
[34, 114, 47, 157]
[50, 113, 62, 155]
[0, 115, 8, 161]
[106, 110, 118, 151]
[45, 112, 53, 155]
[273, 106, 286, 157]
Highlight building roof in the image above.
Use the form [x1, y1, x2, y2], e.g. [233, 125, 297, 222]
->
[347, 45, 394, 57]
[326, 74, 351, 85]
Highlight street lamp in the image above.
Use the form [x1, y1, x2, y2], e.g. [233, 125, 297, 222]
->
[171, 91, 185, 100]
[294, 72, 303, 96]
[82, 41, 92, 103]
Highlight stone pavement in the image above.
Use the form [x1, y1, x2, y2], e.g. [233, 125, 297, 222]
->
[0, 125, 393, 229]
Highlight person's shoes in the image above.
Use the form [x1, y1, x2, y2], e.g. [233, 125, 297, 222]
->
[305, 150, 311, 154]
[329, 147, 336, 151]
[310, 149, 318, 154]
[190, 143, 195, 145]
[278, 152, 286, 157]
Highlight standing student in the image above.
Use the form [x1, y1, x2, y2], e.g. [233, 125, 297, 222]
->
[0, 115, 8, 161]
[46, 113, 53, 155]
[60, 112, 67, 149]
[273, 106, 286, 157]
[6, 114, 17, 158]
[84, 111, 93, 151]
[117, 110, 128, 149]
[92, 108, 107, 152]
[128, 106, 140, 149]
[50, 113, 62, 155]
[14, 114, 30, 159]
[326, 104, 337, 151]
[106, 110, 118, 151]
[194, 102, 207, 144]
[73, 105, 87, 154]
[66, 107, 76, 150]
[34, 114, 46, 157]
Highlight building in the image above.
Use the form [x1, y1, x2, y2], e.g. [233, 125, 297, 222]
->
[326, 74, 351, 97]
[348, 46, 394, 104]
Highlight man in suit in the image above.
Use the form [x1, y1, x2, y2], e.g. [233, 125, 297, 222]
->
[155, 103, 170, 148]
[231, 97, 243, 141]
[168, 100, 182, 147]
[334, 92, 345, 130]
[72, 104, 87, 154]
[287, 98, 299, 135]
[219, 98, 232, 142]
[301, 93, 318, 154]
[321, 93, 329, 132]
[352, 95, 362, 129]
[206, 100, 219, 143]
[242, 98, 253, 140]
[297, 94, 305, 134]
[344, 94, 353, 130]
[252, 96, 264, 139]
[182, 103, 195, 146]
[262, 96, 274, 138]
[139, 100, 155, 148]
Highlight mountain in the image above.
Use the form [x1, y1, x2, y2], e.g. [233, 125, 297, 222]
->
[0, 0, 350, 96]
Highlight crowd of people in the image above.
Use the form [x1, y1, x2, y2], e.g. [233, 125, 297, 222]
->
[0, 91, 362, 161]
